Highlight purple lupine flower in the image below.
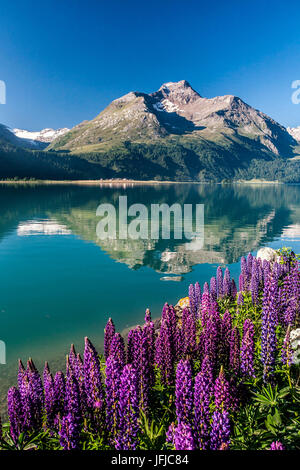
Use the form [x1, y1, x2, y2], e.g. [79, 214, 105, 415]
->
[143, 319, 155, 386]
[221, 310, 232, 366]
[53, 371, 66, 425]
[7, 387, 24, 444]
[43, 362, 56, 429]
[104, 318, 116, 361]
[200, 289, 211, 327]
[182, 308, 196, 358]
[261, 273, 278, 382]
[84, 337, 104, 412]
[247, 253, 253, 279]
[175, 360, 193, 425]
[217, 266, 223, 298]
[23, 359, 44, 430]
[229, 327, 240, 375]
[223, 268, 231, 297]
[127, 329, 135, 364]
[195, 282, 201, 312]
[210, 410, 230, 450]
[69, 344, 77, 374]
[166, 422, 176, 444]
[189, 284, 197, 318]
[59, 413, 81, 450]
[237, 292, 244, 306]
[230, 279, 237, 299]
[174, 421, 196, 450]
[214, 367, 231, 414]
[270, 441, 285, 450]
[155, 319, 174, 385]
[281, 328, 293, 367]
[194, 356, 213, 449]
[210, 277, 217, 301]
[241, 319, 255, 378]
[203, 281, 209, 294]
[17, 359, 25, 391]
[133, 326, 151, 413]
[250, 259, 259, 305]
[241, 256, 248, 289]
[203, 316, 219, 371]
[105, 355, 121, 440]
[110, 333, 126, 369]
[116, 364, 139, 450]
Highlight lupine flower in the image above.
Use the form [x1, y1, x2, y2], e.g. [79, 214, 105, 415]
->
[182, 308, 196, 357]
[175, 360, 193, 425]
[210, 277, 217, 301]
[53, 371, 66, 424]
[229, 327, 240, 375]
[194, 356, 213, 449]
[195, 282, 201, 312]
[104, 318, 116, 360]
[60, 374, 82, 450]
[251, 259, 259, 304]
[84, 337, 104, 412]
[189, 284, 197, 318]
[247, 253, 253, 279]
[231, 279, 237, 299]
[217, 266, 223, 298]
[144, 308, 151, 323]
[214, 367, 231, 414]
[174, 421, 196, 450]
[261, 273, 278, 382]
[59, 413, 80, 450]
[270, 441, 285, 450]
[155, 319, 175, 385]
[110, 333, 126, 369]
[116, 364, 139, 450]
[223, 268, 231, 297]
[7, 387, 24, 443]
[43, 362, 56, 429]
[127, 329, 135, 364]
[239, 273, 245, 292]
[241, 319, 255, 378]
[281, 328, 293, 367]
[133, 326, 151, 413]
[237, 292, 244, 306]
[166, 422, 176, 444]
[22, 359, 44, 431]
[200, 289, 211, 327]
[105, 355, 121, 440]
[241, 256, 248, 289]
[210, 410, 230, 450]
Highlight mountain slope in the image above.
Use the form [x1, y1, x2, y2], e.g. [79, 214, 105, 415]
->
[49, 80, 297, 161]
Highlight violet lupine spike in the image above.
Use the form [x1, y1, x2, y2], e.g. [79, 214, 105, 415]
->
[240, 319, 255, 378]
[84, 337, 104, 412]
[229, 327, 240, 375]
[221, 310, 232, 365]
[69, 344, 77, 373]
[53, 371, 66, 423]
[239, 273, 245, 292]
[43, 362, 56, 429]
[61, 374, 82, 450]
[251, 259, 259, 305]
[110, 333, 126, 369]
[105, 355, 121, 440]
[203, 281, 209, 294]
[166, 422, 176, 445]
[155, 319, 174, 386]
[237, 292, 244, 306]
[25, 358, 44, 430]
[104, 318, 116, 361]
[200, 290, 211, 327]
[210, 277, 217, 301]
[17, 359, 25, 391]
[7, 387, 24, 444]
[241, 256, 248, 289]
[127, 329, 135, 364]
[143, 320, 155, 386]
[210, 410, 230, 450]
[133, 326, 151, 413]
[281, 328, 293, 367]
[261, 273, 278, 382]
[194, 356, 213, 449]
[223, 268, 231, 297]
[203, 317, 218, 370]
[174, 421, 196, 450]
[230, 279, 237, 299]
[116, 364, 139, 450]
[59, 413, 81, 450]
[175, 360, 193, 426]
[270, 441, 285, 450]
[217, 266, 223, 298]
[247, 253, 253, 279]
[182, 308, 196, 358]
[214, 367, 231, 414]
[194, 282, 201, 312]
[189, 284, 197, 318]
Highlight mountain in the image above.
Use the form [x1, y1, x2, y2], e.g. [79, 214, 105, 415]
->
[13, 127, 70, 146]
[1, 80, 300, 182]
[288, 126, 300, 142]
[49, 80, 296, 158]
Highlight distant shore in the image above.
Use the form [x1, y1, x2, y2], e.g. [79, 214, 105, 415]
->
[0, 178, 284, 186]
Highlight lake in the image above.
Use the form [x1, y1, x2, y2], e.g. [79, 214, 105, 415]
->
[0, 182, 300, 412]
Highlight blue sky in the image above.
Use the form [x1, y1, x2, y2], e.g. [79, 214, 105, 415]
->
[0, 0, 300, 130]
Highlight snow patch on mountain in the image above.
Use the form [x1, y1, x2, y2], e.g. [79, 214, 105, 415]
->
[13, 127, 70, 143]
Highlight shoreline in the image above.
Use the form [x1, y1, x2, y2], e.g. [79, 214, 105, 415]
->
[0, 178, 285, 186]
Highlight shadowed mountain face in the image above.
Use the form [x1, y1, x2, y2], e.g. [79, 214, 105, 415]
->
[49, 80, 297, 159]
[0, 183, 298, 274]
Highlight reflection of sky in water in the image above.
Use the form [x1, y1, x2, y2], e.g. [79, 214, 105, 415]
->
[17, 219, 71, 236]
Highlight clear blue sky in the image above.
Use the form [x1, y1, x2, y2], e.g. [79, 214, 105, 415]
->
[0, 0, 300, 130]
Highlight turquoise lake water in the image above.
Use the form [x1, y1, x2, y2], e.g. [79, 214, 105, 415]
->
[0, 182, 300, 410]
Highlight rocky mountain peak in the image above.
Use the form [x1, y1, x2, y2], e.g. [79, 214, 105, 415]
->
[153, 80, 201, 106]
